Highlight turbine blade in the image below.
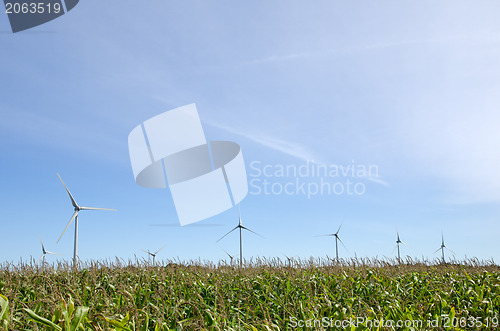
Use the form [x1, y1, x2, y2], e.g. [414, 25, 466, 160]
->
[46, 251, 62, 256]
[36, 254, 45, 263]
[154, 245, 166, 255]
[223, 250, 233, 259]
[446, 247, 456, 255]
[38, 235, 45, 252]
[57, 173, 78, 209]
[79, 207, 116, 211]
[216, 226, 239, 243]
[392, 245, 398, 254]
[238, 205, 242, 226]
[335, 223, 343, 235]
[401, 241, 408, 246]
[57, 211, 78, 243]
[141, 249, 154, 256]
[314, 234, 334, 237]
[338, 237, 349, 253]
[241, 226, 264, 238]
[433, 247, 441, 254]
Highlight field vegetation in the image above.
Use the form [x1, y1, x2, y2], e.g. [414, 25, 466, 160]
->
[0, 257, 498, 330]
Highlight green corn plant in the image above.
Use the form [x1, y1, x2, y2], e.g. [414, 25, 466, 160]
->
[24, 296, 89, 330]
[102, 310, 155, 331]
[1, 258, 499, 329]
[0, 294, 10, 331]
[101, 312, 133, 331]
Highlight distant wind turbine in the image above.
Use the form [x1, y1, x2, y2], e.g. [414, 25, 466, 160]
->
[283, 253, 296, 268]
[434, 232, 455, 263]
[142, 245, 166, 264]
[217, 206, 263, 268]
[392, 227, 407, 261]
[316, 223, 347, 263]
[56, 173, 116, 266]
[223, 250, 235, 266]
[37, 236, 61, 264]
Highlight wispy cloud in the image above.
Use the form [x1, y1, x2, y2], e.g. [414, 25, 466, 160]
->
[241, 34, 494, 66]
[242, 50, 337, 66]
[204, 119, 319, 162]
[205, 119, 390, 186]
[367, 176, 390, 187]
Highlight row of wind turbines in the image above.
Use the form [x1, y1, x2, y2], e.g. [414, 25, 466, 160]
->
[314, 224, 455, 264]
[39, 174, 455, 267]
[217, 221, 455, 267]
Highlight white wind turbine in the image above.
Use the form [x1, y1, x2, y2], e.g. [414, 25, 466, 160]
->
[142, 245, 166, 264]
[434, 232, 455, 263]
[392, 227, 407, 261]
[223, 250, 235, 266]
[283, 253, 297, 268]
[316, 223, 347, 263]
[217, 206, 263, 268]
[56, 173, 116, 266]
[37, 236, 61, 264]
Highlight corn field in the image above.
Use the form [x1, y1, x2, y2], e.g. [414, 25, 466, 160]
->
[0, 257, 499, 330]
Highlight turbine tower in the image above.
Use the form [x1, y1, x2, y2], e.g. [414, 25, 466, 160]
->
[434, 232, 455, 263]
[316, 223, 347, 263]
[217, 206, 263, 268]
[37, 236, 60, 265]
[392, 227, 407, 261]
[56, 173, 116, 266]
[142, 245, 165, 265]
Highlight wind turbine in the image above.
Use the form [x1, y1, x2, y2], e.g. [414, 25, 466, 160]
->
[56, 173, 116, 266]
[142, 245, 166, 264]
[434, 232, 455, 263]
[217, 206, 263, 268]
[392, 227, 407, 261]
[283, 253, 296, 268]
[37, 236, 60, 265]
[316, 223, 347, 263]
[223, 250, 235, 266]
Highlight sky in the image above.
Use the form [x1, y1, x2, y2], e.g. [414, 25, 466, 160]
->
[0, 0, 499, 265]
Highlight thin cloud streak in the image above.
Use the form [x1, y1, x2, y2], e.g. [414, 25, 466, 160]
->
[204, 120, 319, 162]
[367, 176, 390, 187]
[242, 34, 497, 66]
[205, 119, 390, 187]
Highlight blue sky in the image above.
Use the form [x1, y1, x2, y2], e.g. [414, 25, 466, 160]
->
[1, 0, 499, 265]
